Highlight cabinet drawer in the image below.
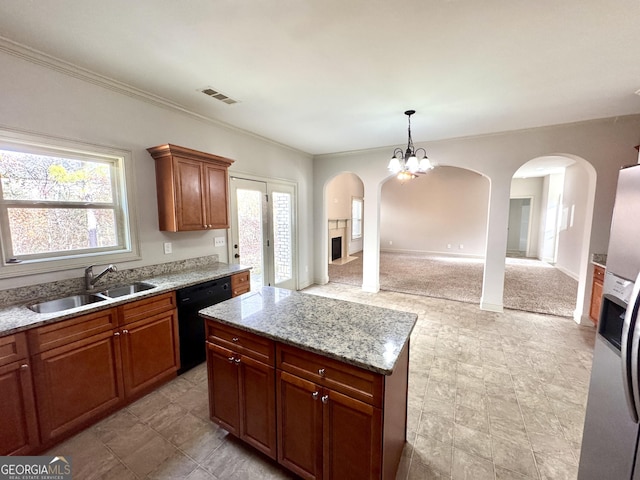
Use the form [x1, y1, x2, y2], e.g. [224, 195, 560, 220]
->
[28, 308, 118, 354]
[231, 272, 250, 297]
[277, 344, 383, 407]
[593, 264, 605, 282]
[120, 291, 176, 325]
[0, 332, 29, 367]
[207, 321, 274, 365]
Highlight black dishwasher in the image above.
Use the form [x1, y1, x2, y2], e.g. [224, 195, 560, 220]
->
[176, 277, 232, 374]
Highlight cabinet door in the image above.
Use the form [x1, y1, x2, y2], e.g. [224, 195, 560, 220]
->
[323, 389, 382, 480]
[207, 342, 241, 436]
[120, 309, 180, 399]
[239, 354, 276, 459]
[590, 277, 604, 324]
[175, 156, 206, 230]
[204, 163, 230, 229]
[32, 331, 124, 444]
[277, 371, 323, 480]
[0, 361, 39, 455]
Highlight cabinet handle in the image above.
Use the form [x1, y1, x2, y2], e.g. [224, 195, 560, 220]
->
[318, 368, 326, 376]
[114, 332, 120, 336]
[20, 364, 29, 370]
[232, 337, 239, 342]
[234, 358, 241, 364]
[312, 391, 319, 400]
[321, 395, 329, 404]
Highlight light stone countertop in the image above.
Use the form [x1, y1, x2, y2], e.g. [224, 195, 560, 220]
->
[199, 286, 417, 375]
[0, 263, 250, 336]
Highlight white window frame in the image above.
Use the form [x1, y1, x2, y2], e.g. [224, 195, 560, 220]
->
[0, 129, 141, 278]
[351, 196, 363, 240]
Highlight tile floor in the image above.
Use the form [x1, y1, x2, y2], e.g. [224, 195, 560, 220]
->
[48, 284, 596, 479]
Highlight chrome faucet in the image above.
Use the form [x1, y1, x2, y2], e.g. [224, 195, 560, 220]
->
[85, 264, 117, 291]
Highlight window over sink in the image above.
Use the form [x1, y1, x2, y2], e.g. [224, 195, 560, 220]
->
[0, 129, 140, 278]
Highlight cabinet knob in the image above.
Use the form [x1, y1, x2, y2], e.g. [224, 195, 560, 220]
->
[122, 329, 129, 334]
[234, 358, 241, 364]
[312, 391, 319, 400]
[318, 368, 326, 376]
[321, 395, 329, 404]
[114, 332, 120, 336]
[228, 356, 235, 363]
[20, 363, 29, 370]
[232, 337, 239, 342]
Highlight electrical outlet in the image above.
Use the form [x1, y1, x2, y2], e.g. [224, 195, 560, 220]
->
[389, 240, 393, 246]
[447, 244, 451, 249]
[459, 244, 464, 249]
[214, 237, 226, 247]
[163, 242, 172, 254]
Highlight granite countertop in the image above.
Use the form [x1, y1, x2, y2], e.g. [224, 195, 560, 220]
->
[592, 253, 607, 269]
[0, 263, 250, 336]
[199, 286, 417, 375]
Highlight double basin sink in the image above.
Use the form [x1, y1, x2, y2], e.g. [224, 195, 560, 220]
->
[28, 282, 156, 314]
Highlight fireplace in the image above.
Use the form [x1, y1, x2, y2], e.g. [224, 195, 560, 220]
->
[331, 237, 342, 261]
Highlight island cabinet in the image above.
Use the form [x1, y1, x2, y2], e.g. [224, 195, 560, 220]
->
[590, 264, 605, 324]
[0, 332, 39, 455]
[28, 292, 180, 448]
[147, 143, 234, 232]
[277, 344, 395, 480]
[206, 321, 277, 459]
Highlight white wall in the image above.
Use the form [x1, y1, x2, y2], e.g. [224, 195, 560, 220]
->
[0, 47, 314, 290]
[510, 177, 544, 258]
[314, 115, 640, 320]
[380, 167, 489, 256]
[556, 165, 590, 279]
[326, 173, 364, 254]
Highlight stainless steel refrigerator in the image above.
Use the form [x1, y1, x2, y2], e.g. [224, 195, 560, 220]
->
[578, 163, 640, 479]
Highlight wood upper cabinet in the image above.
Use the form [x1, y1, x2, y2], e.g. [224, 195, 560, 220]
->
[0, 333, 39, 455]
[118, 292, 180, 400]
[147, 144, 234, 232]
[590, 264, 605, 324]
[29, 309, 124, 445]
[206, 321, 276, 459]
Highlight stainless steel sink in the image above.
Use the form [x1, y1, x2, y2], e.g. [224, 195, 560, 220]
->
[98, 282, 156, 298]
[28, 294, 108, 314]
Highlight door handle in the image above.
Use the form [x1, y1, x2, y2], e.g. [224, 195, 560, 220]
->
[234, 254, 240, 258]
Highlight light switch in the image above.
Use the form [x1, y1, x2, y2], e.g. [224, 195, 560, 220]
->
[164, 242, 172, 254]
[214, 237, 226, 247]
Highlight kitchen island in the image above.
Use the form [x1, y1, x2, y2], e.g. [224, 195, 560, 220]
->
[199, 286, 417, 480]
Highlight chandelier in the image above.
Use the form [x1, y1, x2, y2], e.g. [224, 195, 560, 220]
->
[387, 110, 433, 180]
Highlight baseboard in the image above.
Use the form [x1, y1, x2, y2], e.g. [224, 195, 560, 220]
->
[480, 300, 503, 312]
[555, 265, 579, 281]
[379, 248, 484, 259]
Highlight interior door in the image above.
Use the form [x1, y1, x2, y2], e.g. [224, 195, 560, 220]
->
[230, 177, 297, 290]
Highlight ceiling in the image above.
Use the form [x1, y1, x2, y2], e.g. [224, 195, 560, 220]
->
[1, 0, 640, 156]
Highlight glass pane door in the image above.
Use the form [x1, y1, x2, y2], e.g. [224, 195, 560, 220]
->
[270, 184, 296, 290]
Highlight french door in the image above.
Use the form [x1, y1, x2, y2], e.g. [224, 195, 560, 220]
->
[229, 177, 297, 290]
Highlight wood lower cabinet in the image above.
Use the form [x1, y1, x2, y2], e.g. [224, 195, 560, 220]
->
[29, 308, 122, 446]
[148, 143, 234, 232]
[206, 322, 276, 459]
[119, 292, 180, 400]
[206, 319, 409, 479]
[27, 292, 179, 449]
[590, 264, 605, 325]
[0, 333, 39, 455]
[231, 271, 250, 297]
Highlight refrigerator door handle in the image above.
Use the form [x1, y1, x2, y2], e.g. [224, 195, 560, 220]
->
[624, 272, 640, 422]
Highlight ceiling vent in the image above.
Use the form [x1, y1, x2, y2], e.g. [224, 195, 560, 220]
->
[200, 87, 238, 105]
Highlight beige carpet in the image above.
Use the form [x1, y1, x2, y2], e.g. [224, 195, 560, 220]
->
[328, 252, 578, 317]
